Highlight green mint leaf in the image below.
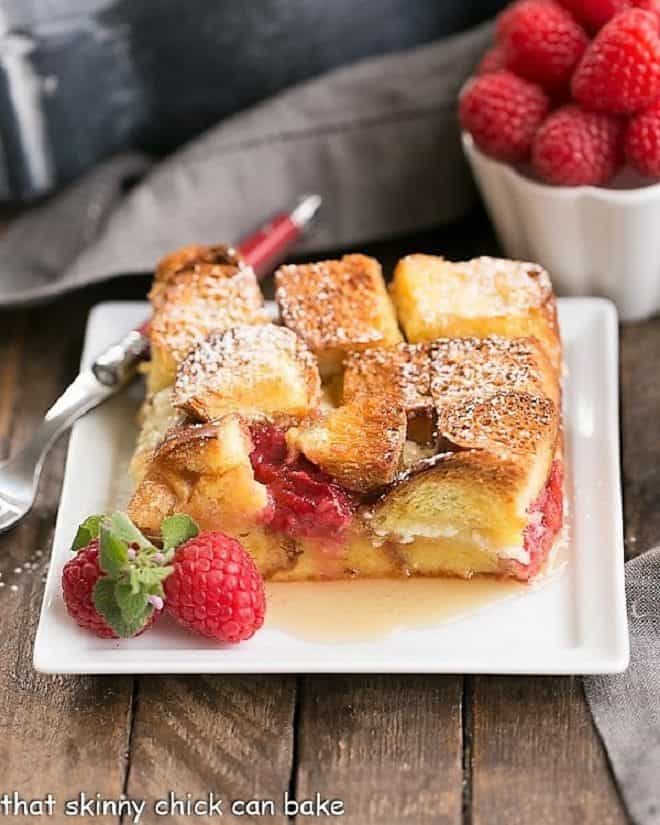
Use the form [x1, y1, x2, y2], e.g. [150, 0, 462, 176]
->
[129, 567, 141, 594]
[99, 524, 129, 578]
[114, 580, 151, 626]
[108, 512, 153, 551]
[161, 514, 199, 552]
[71, 515, 104, 552]
[93, 577, 153, 638]
[139, 566, 174, 588]
[93, 577, 125, 636]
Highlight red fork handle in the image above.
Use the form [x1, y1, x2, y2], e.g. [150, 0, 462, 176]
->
[239, 213, 300, 280]
[135, 195, 320, 339]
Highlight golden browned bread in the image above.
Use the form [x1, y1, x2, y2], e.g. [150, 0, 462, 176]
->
[366, 450, 534, 548]
[148, 259, 268, 393]
[430, 336, 559, 411]
[275, 254, 402, 375]
[131, 244, 564, 583]
[390, 255, 561, 370]
[342, 335, 559, 445]
[286, 397, 407, 493]
[342, 342, 432, 415]
[172, 324, 321, 423]
[366, 389, 558, 571]
[151, 244, 244, 304]
[128, 415, 270, 536]
[437, 390, 558, 458]
[130, 387, 185, 484]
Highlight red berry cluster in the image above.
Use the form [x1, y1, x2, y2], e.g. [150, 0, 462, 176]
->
[61, 513, 266, 644]
[460, 0, 660, 184]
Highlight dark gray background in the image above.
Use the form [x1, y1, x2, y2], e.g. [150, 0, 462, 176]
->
[0, 0, 503, 200]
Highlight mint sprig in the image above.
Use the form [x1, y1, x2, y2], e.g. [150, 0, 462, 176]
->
[70, 511, 199, 638]
[161, 513, 199, 553]
[70, 514, 103, 551]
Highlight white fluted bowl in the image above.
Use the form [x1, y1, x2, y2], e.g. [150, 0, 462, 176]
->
[463, 132, 660, 322]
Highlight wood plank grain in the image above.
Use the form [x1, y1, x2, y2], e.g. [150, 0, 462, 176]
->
[0, 297, 133, 824]
[620, 317, 660, 558]
[294, 676, 464, 825]
[0, 314, 23, 458]
[470, 676, 628, 825]
[124, 675, 296, 824]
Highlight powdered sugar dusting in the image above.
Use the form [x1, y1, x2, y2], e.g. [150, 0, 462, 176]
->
[343, 343, 432, 413]
[401, 255, 553, 323]
[173, 324, 320, 416]
[437, 391, 556, 454]
[275, 255, 399, 351]
[430, 336, 545, 410]
[150, 264, 267, 366]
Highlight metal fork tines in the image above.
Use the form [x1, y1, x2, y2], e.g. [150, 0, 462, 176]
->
[0, 496, 27, 532]
[0, 328, 148, 534]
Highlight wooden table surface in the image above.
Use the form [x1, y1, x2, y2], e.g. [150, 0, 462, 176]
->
[0, 209, 655, 825]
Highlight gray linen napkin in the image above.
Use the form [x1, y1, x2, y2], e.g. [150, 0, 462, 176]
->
[584, 548, 660, 825]
[0, 21, 492, 307]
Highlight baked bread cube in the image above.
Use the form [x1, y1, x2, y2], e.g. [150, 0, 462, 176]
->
[341, 335, 558, 447]
[342, 342, 431, 414]
[128, 415, 270, 535]
[342, 342, 434, 444]
[286, 397, 407, 493]
[367, 391, 560, 576]
[148, 259, 268, 393]
[275, 254, 402, 375]
[151, 244, 244, 305]
[130, 387, 185, 484]
[390, 255, 561, 370]
[173, 324, 321, 423]
[430, 336, 559, 413]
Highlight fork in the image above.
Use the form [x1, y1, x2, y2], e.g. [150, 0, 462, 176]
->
[0, 194, 322, 534]
[0, 329, 147, 533]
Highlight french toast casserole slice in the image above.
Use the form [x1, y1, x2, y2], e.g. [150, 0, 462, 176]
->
[128, 248, 563, 582]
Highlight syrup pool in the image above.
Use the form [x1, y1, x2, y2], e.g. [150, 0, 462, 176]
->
[266, 577, 525, 642]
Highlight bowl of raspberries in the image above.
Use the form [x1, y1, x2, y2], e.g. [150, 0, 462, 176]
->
[460, 0, 660, 321]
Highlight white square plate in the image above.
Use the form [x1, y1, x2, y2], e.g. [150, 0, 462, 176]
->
[34, 299, 628, 674]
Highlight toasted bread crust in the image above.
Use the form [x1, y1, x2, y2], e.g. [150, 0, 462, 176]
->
[128, 417, 270, 535]
[275, 254, 402, 374]
[287, 397, 407, 493]
[342, 335, 559, 420]
[437, 391, 558, 456]
[152, 244, 244, 304]
[148, 262, 268, 392]
[130, 387, 185, 484]
[342, 342, 432, 414]
[366, 449, 532, 544]
[430, 335, 559, 410]
[173, 324, 321, 422]
[390, 255, 561, 370]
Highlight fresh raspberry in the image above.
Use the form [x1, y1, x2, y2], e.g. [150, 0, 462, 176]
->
[497, 1, 588, 92]
[510, 460, 564, 580]
[636, 0, 660, 15]
[459, 71, 550, 162]
[532, 104, 624, 184]
[164, 532, 265, 642]
[476, 44, 508, 74]
[558, 0, 631, 31]
[625, 99, 660, 174]
[61, 540, 160, 638]
[572, 9, 660, 112]
[250, 425, 354, 539]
